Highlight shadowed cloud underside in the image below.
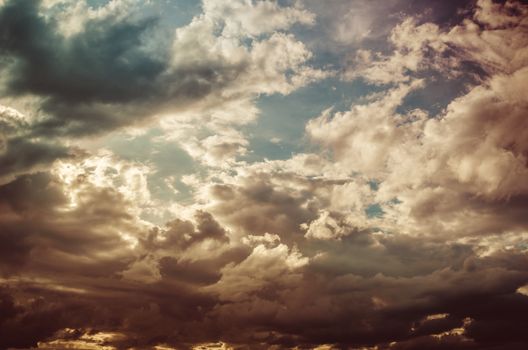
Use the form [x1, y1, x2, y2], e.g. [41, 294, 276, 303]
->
[1, 0, 528, 349]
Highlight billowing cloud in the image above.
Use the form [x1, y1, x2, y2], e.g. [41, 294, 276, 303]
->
[1, 0, 528, 349]
[0, 0, 325, 139]
[308, 0, 528, 239]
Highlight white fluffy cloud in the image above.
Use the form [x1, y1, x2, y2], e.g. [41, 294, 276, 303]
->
[308, 0, 528, 240]
[346, 0, 528, 84]
[161, 0, 330, 166]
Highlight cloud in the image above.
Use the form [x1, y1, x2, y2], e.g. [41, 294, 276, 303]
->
[344, 19, 445, 84]
[0, 105, 74, 184]
[0, 0, 326, 140]
[210, 237, 308, 302]
[454, 0, 528, 73]
[201, 0, 315, 38]
[306, 80, 426, 176]
[1, 1, 528, 349]
[307, 0, 528, 239]
[345, 0, 528, 85]
[0, 0, 331, 187]
[0, 149, 236, 348]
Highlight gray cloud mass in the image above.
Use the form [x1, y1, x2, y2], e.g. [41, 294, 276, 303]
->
[1, 0, 528, 349]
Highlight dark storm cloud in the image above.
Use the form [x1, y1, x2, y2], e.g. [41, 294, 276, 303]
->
[133, 210, 250, 288]
[0, 168, 143, 280]
[0, 286, 105, 350]
[0, 172, 64, 273]
[1, 210, 528, 350]
[0, 0, 323, 183]
[0, 0, 163, 103]
[197, 246, 528, 349]
[158, 246, 249, 286]
[0, 166, 245, 348]
[0, 0, 160, 135]
[161, 210, 230, 249]
[0, 0, 164, 136]
[0, 106, 74, 183]
[1, 0, 528, 349]
[207, 176, 317, 244]
[0, 0, 249, 137]
[0, 279, 221, 350]
[0, 137, 71, 182]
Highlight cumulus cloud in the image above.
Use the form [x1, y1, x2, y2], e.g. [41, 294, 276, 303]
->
[0, 0, 329, 198]
[0, 153, 153, 277]
[2, 0, 528, 349]
[0, 0, 327, 146]
[201, 0, 315, 38]
[344, 19, 448, 84]
[308, 0, 528, 239]
[345, 0, 528, 84]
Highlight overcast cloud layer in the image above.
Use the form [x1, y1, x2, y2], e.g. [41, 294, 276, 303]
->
[1, 0, 528, 349]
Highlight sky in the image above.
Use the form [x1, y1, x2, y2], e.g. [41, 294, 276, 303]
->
[0, 0, 528, 349]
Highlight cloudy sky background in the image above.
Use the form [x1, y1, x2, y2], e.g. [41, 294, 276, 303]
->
[1, 0, 528, 349]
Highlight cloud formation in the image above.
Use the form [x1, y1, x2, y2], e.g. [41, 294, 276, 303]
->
[0, 0, 325, 141]
[1, 0, 528, 349]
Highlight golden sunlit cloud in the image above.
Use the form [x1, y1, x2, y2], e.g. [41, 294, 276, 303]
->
[1, 0, 527, 349]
